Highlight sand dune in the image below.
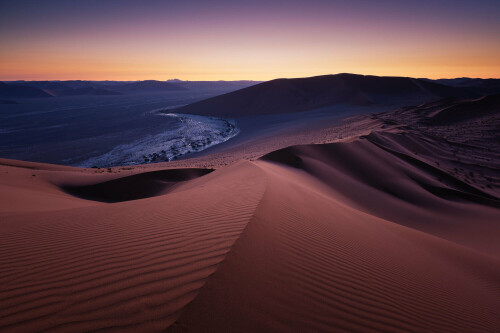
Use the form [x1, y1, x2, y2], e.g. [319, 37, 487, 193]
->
[428, 93, 500, 124]
[1, 132, 499, 332]
[1, 89, 499, 332]
[170, 166, 499, 332]
[0, 162, 266, 332]
[168, 135, 499, 332]
[175, 73, 477, 117]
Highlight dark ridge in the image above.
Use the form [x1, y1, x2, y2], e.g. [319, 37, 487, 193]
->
[6, 81, 122, 96]
[60, 80, 129, 89]
[62, 168, 213, 203]
[0, 82, 53, 98]
[167, 80, 261, 90]
[434, 78, 500, 95]
[8, 80, 72, 93]
[175, 73, 477, 118]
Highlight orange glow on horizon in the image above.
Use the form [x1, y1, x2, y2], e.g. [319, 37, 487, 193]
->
[2, 54, 499, 81]
[1, 1, 499, 81]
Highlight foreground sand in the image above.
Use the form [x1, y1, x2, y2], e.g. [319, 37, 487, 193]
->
[0, 100, 499, 332]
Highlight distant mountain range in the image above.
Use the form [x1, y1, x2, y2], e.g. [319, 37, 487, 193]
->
[175, 73, 496, 117]
[7, 81, 122, 97]
[1, 81, 121, 98]
[0, 80, 261, 100]
[111, 80, 188, 92]
[166, 80, 262, 90]
[57, 87, 123, 96]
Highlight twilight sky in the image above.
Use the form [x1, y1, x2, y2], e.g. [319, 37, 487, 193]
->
[1, 0, 499, 80]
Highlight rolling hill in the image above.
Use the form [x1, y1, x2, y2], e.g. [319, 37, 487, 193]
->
[175, 73, 478, 117]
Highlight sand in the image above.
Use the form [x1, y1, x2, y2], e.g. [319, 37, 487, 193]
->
[1, 94, 499, 332]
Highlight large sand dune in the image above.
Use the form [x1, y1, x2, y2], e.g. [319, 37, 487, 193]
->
[1, 86, 499, 332]
[175, 73, 477, 117]
[0, 161, 266, 331]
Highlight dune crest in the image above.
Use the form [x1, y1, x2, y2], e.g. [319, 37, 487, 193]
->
[169, 138, 500, 332]
[0, 162, 267, 332]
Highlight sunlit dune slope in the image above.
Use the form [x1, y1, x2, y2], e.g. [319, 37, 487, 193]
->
[169, 134, 500, 333]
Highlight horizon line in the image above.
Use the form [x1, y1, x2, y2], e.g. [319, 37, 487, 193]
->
[2, 73, 500, 82]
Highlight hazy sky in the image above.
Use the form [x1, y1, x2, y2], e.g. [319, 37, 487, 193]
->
[1, 0, 499, 80]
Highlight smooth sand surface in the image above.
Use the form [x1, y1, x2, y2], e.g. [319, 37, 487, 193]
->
[1, 96, 499, 332]
[176, 73, 476, 117]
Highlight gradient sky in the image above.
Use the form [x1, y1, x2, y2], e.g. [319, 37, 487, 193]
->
[1, 0, 499, 80]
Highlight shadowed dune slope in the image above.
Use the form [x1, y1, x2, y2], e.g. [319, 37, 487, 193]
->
[428, 93, 500, 124]
[175, 73, 476, 117]
[62, 168, 213, 202]
[0, 162, 267, 332]
[169, 136, 500, 333]
[260, 134, 500, 253]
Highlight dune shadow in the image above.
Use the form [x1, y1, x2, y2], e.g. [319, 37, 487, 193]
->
[62, 168, 213, 203]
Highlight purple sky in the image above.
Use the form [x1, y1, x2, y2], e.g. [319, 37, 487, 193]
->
[1, 0, 499, 80]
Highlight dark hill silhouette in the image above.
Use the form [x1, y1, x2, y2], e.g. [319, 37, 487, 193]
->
[175, 73, 477, 117]
[167, 80, 260, 90]
[53, 81, 107, 89]
[61, 80, 132, 89]
[9, 81, 71, 95]
[0, 82, 53, 98]
[434, 78, 500, 95]
[114, 80, 188, 92]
